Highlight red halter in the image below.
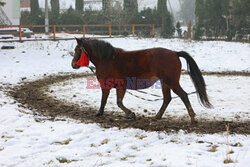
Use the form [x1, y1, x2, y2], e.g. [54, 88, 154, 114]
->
[76, 50, 89, 67]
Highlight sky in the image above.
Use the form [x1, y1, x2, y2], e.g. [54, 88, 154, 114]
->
[38, 0, 180, 12]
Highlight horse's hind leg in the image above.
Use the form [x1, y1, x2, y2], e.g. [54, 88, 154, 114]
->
[116, 88, 136, 120]
[96, 89, 110, 117]
[172, 84, 197, 124]
[155, 82, 172, 119]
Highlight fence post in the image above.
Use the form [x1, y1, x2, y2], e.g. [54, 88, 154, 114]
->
[132, 24, 135, 36]
[82, 25, 85, 38]
[109, 24, 111, 38]
[19, 25, 22, 41]
[53, 25, 56, 40]
[152, 24, 155, 37]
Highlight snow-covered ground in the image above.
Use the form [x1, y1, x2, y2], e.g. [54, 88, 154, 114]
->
[0, 38, 250, 166]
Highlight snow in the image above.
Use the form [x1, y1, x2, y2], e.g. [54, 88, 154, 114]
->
[0, 27, 33, 33]
[0, 37, 250, 166]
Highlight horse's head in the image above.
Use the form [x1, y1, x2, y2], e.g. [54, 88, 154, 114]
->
[72, 38, 89, 69]
[72, 38, 114, 69]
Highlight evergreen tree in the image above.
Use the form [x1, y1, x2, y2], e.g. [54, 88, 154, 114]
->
[157, 0, 174, 37]
[30, 0, 42, 24]
[0, 1, 5, 6]
[60, 6, 83, 25]
[50, 0, 60, 24]
[176, 21, 182, 38]
[195, 0, 205, 39]
[102, 0, 111, 13]
[194, 0, 229, 39]
[20, 11, 32, 25]
[232, 0, 250, 40]
[138, 8, 158, 25]
[124, 0, 139, 23]
[75, 0, 84, 12]
[207, 0, 225, 37]
[124, 0, 138, 14]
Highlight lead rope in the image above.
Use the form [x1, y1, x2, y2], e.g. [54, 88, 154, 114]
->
[126, 90, 197, 102]
[86, 66, 196, 102]
[88, 66, 96, 73]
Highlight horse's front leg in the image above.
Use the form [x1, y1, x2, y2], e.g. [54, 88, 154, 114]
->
[116, 88, 136, 120]
[96, 88, 110, 117]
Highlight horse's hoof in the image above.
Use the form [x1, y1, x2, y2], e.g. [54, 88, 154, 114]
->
[191, 120, 198, 125]
[155, 115, 162, 120]
[96, 113, 103, 117]
[127, 112, 136, 120]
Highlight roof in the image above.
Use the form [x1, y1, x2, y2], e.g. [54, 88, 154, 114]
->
[20, 0, 30, 8]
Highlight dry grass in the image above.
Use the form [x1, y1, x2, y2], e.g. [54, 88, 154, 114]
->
[56, 157, 76, 164]
[224, 158, 234, 164]
[208, 145, 219, 152]
[135, 134, 147, 140]
[101, 138, 109, 145]
[52, 138, 72, 145]
[228, 150, 234, 154]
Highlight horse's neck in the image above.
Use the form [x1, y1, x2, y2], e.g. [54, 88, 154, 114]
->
[84, 45, 97, 67]
[89, 47, 122, 68]
[90, 51, 103, 68]
[89, 56, 98, 67]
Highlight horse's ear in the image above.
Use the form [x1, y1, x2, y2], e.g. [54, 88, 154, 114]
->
[75, 37, 82, 45]
[81, 38, 87, 42]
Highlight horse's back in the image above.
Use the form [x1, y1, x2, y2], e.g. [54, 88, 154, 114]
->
[149, 48, 182, 74]
[115, 47, 181, 75]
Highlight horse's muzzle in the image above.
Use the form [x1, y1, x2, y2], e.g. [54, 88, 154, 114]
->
[71, 61, 80, 69]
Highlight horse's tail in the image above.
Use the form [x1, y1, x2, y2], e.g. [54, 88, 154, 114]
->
[177, 51, 212, 108]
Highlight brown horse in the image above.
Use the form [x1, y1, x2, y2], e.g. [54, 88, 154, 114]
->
[72, 38, 212, 124]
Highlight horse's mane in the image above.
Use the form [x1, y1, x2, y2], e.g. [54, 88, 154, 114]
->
[82, 39, 120, 60]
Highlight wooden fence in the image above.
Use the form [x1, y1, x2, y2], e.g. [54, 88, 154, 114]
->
[0, 24, 155, 42]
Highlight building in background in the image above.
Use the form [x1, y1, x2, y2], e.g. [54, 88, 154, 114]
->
[20, 0, 30, 12]
[0, 0, 20, 25]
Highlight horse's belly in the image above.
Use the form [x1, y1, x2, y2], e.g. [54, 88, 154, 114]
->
[126, 76, 160, 90]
